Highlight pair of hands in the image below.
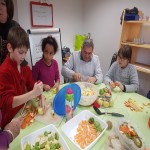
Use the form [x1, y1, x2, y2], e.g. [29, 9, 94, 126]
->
[109, 81, 124, 91]
[32, 81, 47, 113]
[73, 73, 96, 83]
[43, 82, 59, 92]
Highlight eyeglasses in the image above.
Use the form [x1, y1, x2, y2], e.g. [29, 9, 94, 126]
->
[82, 50, 92, 56]
[117, 55, 127, 61]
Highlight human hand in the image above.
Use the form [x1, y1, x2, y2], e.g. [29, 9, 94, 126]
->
[33, 81, 43, 97]
[115, 81, 124, 91]
[53, 82, 59, 92]
[4, 116, 23, 140]
[86, 77, 96, 84]
[43, 84, 51, 91]
[73, 73, 82, 81]
[109, 81, 116, 89]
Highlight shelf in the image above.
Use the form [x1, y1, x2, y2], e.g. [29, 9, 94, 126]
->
[125, 20, 150, 24]
[132, 62, 150, 74]
[121, 42, 150, 49]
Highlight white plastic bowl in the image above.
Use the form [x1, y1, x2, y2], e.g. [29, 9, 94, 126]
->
[114, 119, 145, 150]
[76, 82, 99, 106]
[61, 110, 108, 150]
[21, 124, 70, 150]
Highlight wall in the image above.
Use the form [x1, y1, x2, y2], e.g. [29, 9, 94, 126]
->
[16, 0, 84, 67]
[83, 0, 150, 96]
[14, 0, 150, 96]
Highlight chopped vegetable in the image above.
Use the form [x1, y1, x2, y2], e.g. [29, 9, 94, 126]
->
[88, 117, 94, 124]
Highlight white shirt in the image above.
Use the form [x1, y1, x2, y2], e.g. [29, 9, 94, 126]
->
[61, 51, 103, 84]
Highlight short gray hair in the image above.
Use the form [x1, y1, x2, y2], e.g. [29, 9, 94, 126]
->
[82, 39, 94, 49]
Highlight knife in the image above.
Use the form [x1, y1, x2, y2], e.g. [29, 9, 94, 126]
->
[93, 106, 124, 117]
[37, 80, 42, 107]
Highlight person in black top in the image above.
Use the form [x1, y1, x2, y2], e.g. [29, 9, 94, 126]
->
[0, 0, 20, 64]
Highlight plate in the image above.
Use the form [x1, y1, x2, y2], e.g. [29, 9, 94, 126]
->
[61, 110, 108, 150]
[21, 124, 70, 150]
[53, 83, 81, 116]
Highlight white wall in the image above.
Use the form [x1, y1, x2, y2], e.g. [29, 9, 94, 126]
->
[83, 0, 150, 96]
[14, 0, 150, 96]
[16, 0, 84, 49]
[15, 0, 84, 83]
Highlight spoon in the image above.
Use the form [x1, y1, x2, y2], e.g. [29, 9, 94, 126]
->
[93, 106, 124, 117]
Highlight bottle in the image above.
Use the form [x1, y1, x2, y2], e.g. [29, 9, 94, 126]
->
[65, 88, 74, 121]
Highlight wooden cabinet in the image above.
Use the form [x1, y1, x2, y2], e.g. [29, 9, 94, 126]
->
[119, 13, 150, 74]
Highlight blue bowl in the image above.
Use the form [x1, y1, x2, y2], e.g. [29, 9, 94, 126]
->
[53, 83, 81, 116]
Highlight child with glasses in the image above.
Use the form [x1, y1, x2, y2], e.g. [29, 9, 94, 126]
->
[104, 45, 139, 92]
[32, 36, 60, 92]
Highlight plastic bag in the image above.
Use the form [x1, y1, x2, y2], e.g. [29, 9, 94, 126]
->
[74, 34, 87, 51]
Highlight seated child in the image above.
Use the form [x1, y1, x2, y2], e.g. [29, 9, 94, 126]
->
[0, 26, 46, 128]
[104, 45, 139, 93]
[32, 36, 60, 92]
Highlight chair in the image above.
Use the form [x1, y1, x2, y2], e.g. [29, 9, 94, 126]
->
[147, 91, 150, 99]
[109, 52, 118, 68]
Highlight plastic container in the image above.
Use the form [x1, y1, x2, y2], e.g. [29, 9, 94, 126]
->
[65, 88, 74, 121]
[114, 119, 145, 150]
[21, 124, 70, 150]
[61, 110, 108, 150]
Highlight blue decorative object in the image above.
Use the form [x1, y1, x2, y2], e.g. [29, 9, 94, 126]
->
[124, 14, 139, 21]
[53, 83, 81, 116]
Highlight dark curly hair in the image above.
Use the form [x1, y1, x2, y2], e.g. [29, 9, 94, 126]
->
[41, 36, 58, 54]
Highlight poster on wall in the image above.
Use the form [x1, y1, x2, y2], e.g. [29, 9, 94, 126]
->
[30, 1, 53, 27]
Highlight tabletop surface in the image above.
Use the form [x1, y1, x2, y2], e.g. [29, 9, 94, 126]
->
[9, 83, 150, 150]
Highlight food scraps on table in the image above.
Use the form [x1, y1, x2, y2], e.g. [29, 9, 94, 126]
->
[143, 102, 150, 107]
[21, 103, 37, 129]
[74, 117, 103, 149]
[106, 120, 113, 130]
[124, 98, 143, 112]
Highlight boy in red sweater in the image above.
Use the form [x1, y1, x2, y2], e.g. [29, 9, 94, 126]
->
[0, 26, 46, 128]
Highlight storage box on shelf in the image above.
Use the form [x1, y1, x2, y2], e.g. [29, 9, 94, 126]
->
[120, 11, 150, 74]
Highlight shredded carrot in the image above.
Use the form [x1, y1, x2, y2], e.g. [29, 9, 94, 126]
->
[74, 120, 99, 149]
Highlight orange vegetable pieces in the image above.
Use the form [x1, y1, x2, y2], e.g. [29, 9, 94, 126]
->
[74, 120, 98, 149]
[120, 124, 137, 137]
[120, 125, 130, 133]
[21, 110, 37, 129]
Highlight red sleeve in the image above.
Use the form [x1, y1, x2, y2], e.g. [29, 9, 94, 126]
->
[0, 71, 14, 110]
[24, 66, 35, 92]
